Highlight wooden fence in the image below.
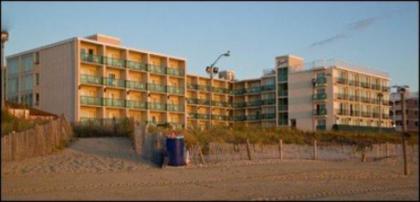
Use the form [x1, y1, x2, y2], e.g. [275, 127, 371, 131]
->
[1, 116, 74, 162]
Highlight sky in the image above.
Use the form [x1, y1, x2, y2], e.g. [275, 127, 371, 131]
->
[2, 2, 419, 92]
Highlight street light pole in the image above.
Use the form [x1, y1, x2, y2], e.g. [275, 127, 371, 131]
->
[392, 85, 409, 176]
[206, 51, 230, 128]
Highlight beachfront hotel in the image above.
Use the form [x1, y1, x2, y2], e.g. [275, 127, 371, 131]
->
[5, 34, 393, 131]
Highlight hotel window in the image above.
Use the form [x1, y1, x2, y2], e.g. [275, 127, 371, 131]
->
[34, 52, 40, 64]
[35, 93, 39, 105]
[35, 73, 40, 85]
[88, 49, 94, 55]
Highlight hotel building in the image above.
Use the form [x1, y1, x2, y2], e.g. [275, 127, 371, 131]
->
[390, 91, 418, 132]
[6, 34, 393, 131]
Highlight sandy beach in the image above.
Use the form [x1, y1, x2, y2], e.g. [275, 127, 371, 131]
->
[2, 137, 418, 200]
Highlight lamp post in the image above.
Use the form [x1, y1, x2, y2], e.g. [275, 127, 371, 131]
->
[206, 51, 230, 128]
[377, 92, 383, 134]
[1, 31, 9, 109]
[392, 85, 409, 175]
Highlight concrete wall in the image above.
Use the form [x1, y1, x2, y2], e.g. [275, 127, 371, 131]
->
[1, 116, 74, 161]
[288, 70, 314, 131]
[37, 40, 76, 122]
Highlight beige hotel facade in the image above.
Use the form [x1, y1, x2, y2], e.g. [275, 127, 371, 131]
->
[5, 34, 393, 131]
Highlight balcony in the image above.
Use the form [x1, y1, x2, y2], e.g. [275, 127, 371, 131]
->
[314, 77, 327, 87]
[371, 84, 381, 90]
[126, 100, 147, 110]
[246, 86, 261, 94]
[348, 95, 359, 101]
[148, 64, 165, 75]
[103, 98, 125, 108]
[313, 108, 327, 116]
[361, 111, 371, 117]
[148, 102, 166, 111]
[261, 113, 276, 119]
[261, 84, 275, 91]
[372, 113, 380, 118]
[197, 99, 210, 105]
[382, 86, 389, 92]
[233, 88, 246, 95]
[80, 52, 102, 64]
[212, 100, 229, 107]
[80, 74, 102, 85]
[234, 115, 247, 121]
[212, 86, 229, 94]
[187, 84, 198, 90]
[103, 77, 126, 88]
[278, 105, 288, 111]
[262, 99, 276, 105]
[246, 114, 260, 121]
[126, 61, 147, 72]
[247, 100, 262, 107]
[166, 68, 184, 77]
[126, 80, 146, 91]
[360, 97, 370, 103]
[147, 83, 166, 93]
[348, 80, 359, 86]
[337, 110, 349, 116]
[167, 86, 184, 95]
[212, 114, 229, 121]
[336, 93, 348, 100]
[166, 104, 184, 112]
[316, 125, 326, 130]
[278, 76, 288, 82]
[104, 56, 125, 68]
[192, 113, 209, 120]
[197, 84, 211, 92]
[336, 77, 347, 84]
[350, 110, 361, 117]
[278, 90, 288, 97]
[80, 96, 102, 106]
[312, 93, 327, 100]
[187, 98, 198, 105]
[360, 82, 370, 88]
[233, 102, 246, 108]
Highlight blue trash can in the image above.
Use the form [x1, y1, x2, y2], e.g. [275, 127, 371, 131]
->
[166, 136, 186, 166]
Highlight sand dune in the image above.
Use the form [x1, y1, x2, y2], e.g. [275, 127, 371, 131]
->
[2, 137, 418, 200]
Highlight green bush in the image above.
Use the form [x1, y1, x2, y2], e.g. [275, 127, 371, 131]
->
[73, 118, 134, 138]
[1, 109, 49, 136]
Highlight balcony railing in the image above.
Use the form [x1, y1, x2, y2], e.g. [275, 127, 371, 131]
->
[212, 114, 229, 121]
[261, 113, 276, 119]
[278, 90, 288, 97]
[80, 53, 102, 64]
[147, 83, 166, 93]
[212, 100, 229, 107]
[261, 84, 275, 91]
[314, 77, 327, 87]
[262, 99, 276, 105]
[197, 84, 211, 92]
[80, 96, 102, 106]
[126, 61, 147, 72]
[212, 87, 230, 94]
[382, 86, 389, 92]
[126, 80, 146, 91]
[126, 100, 147, 109]
[278, 105, 288, 111]
[360, 82, 370, 88]
[350, 110, 361, 117]
[167, 86, 184, 95]
[187, 84, 198, 90]
[104, 56, 125, 68]
[316, 125, 326, 130]
[313, 108, 327, 116]
[233, 102, 246, 108]
[361, 111, 371, 117]
[197, 99, 210, 105]
[234, 115, 247, 121]
[103, 78, 126, 88]
[247, 100, 262, 107]
[336, 77, 347, 84]
[337, 110, 350, 116]
[148, 64, 166, 75]
[166, 104, 184, 112]
[360, 97, 370, 103]
[190, 113, 210, 120]
[233, 88, 246, 95]
[312, 93, 327, 100]
[246, 86, 261, 94]
[80, 74, 102, 85]
[166, 68, 184, 76]
[246, 114, 260, 121]
[348, 80, 359, 86]
[148, 102, 166, 111]
[371, 84, 381, 90]
[102, 98, 125, 108]
[336, 93, 348, 100]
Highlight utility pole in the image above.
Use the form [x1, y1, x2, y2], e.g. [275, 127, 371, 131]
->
[393, 85, 409, 176]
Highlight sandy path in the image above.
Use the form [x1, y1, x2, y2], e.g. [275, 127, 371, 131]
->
[2, 137, 419, 200]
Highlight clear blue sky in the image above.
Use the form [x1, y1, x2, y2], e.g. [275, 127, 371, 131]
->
[2, 2, 418, 91]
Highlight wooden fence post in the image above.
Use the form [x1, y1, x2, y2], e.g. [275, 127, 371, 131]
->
[313, 140, 318, 160]
[198, 145, 206, 164]
[246, 139, 252, 160]
[278, 139, 283, 160]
